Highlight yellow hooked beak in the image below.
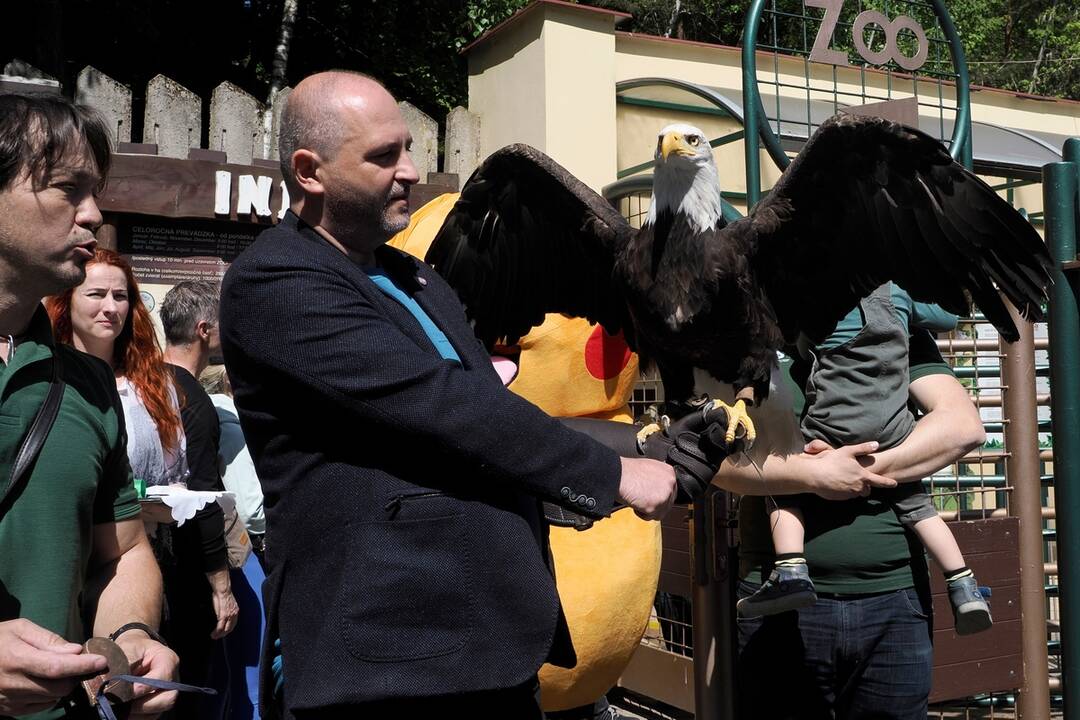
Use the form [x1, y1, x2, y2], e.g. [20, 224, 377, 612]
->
[659, 132, 691, 161]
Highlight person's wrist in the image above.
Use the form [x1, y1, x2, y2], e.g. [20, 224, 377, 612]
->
[110, 622, 167, 646]
[206, 568, 231, 593]
[793, 454, 828, 494]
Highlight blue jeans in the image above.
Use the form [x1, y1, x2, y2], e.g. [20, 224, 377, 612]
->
[224, 555, 266, 719]
[737, 580, 933, 720]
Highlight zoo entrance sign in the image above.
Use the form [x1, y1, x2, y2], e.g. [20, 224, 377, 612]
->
[99, 153, 288, 223]
[807, 0, 929, 71]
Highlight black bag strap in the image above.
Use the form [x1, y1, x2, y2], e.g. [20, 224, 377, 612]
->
[0, 349, 65, 513]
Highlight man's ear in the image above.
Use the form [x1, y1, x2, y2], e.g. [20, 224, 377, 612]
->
[293, 149, 323, 197]
[197, 320, 213, 342]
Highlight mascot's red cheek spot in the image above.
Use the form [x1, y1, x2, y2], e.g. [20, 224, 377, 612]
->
[585, 327, 632, 380]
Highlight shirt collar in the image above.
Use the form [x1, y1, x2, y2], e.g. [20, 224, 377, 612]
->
[1, 305, 56, 380]
[23, 304, 57, 349]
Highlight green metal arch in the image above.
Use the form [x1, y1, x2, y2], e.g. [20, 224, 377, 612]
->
[741, 0, 974, 206]
[603, 173, 745, 224]
[612, 78, 750, 220]
[615, 77, 747, 123]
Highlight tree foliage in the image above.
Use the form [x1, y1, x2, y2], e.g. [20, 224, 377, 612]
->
[2, 0, 532, 123]
[598, 0, 1080, 100]
[2, 0, 1075, 128]
[590, 0, 747, 44]
[950, 0, 1080, 99]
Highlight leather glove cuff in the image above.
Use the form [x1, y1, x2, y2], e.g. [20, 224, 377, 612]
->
[542, 501, 596, 531]
[668, 431, 727, 502]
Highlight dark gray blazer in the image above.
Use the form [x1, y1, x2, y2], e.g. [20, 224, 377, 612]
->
[219, 211, 621, 715]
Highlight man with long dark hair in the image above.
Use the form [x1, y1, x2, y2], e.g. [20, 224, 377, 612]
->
[0, 93, 178, 719]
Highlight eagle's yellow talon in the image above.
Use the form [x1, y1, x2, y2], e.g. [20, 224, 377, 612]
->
[712, 398, 756, 450]
[636, 422, 662, 446]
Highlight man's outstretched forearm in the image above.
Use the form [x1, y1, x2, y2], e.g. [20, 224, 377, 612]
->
[560, 407, 729, 503]
[861, 373, 985, 484]
[715, 441, 895, 500]
[715, 367, 982, 500]
[711, 403, 895, 500]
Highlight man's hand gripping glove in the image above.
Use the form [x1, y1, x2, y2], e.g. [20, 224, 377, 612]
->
[637, 400, 730, 503]
[547, 402, 731, 530]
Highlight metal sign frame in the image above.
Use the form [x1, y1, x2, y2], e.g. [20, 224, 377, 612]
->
[741, 0, 974, 206]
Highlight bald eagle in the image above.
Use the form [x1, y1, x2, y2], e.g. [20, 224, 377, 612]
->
[427, 114, 1052, 443]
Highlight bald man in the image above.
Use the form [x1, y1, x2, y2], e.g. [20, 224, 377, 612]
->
[219, 71, 683, 718]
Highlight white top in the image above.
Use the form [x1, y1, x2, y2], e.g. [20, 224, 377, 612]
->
[210, 394, 266, 535]
[116, 376, 188, 487]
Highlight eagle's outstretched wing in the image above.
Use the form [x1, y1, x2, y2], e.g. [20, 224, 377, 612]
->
[427, 144, 636, 349]
[748, 114, 1052, 344]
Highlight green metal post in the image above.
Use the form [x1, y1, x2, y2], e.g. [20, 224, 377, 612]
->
[1046, 150, 1080, 717]
[929, 0, 972, 166]
[741, 0, 767, 208]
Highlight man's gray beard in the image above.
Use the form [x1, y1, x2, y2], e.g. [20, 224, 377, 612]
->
[325, 193, 407, 246]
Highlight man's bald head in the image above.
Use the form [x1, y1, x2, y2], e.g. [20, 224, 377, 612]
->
[277, 71, 419, 259]
[278, 71, 390, 194]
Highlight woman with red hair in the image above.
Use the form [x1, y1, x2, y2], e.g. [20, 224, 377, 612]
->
[47, 248, 187, 486]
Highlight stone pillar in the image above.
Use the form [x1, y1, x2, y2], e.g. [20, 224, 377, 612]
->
[210, 81, 263, 165]
[0, 60, 60, 95]
[268, 86, 292, 161]
[398, 101, 438, 182]
[143, 75, 202, 159]
[75, 66, 132, 144]
[445, 106, 481, 187]
[2, 59, 56, 81]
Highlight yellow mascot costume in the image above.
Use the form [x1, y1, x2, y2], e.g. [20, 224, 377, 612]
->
[391, 194, 662, 711]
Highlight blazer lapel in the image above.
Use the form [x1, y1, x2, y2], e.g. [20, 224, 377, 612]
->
[289, 217, 442, 359]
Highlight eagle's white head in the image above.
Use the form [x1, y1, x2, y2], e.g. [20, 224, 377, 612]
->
[646, 123, 723, 234]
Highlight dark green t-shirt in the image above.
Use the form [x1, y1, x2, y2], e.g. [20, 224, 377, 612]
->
[817, 285, 958, 351]
[0, 307, 138, 651]
[738, 329, 952, 594]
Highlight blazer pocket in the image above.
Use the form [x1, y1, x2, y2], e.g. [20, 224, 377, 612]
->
[340, 511, 475, 662]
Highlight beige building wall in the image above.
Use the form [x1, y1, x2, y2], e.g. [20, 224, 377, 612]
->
[467, 2, 624, 191]
[613, 32, 1080, 135]
[467, 8, 548, 161]
[612, 37, 1078, 224]
[540, 5, 619, 190]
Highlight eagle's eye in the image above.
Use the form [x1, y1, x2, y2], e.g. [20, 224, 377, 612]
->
[688, 135, 701, 147]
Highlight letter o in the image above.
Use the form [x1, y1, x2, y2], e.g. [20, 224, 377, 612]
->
[890, 15, 929, 71]
[852, 10, 929, 71]
[852, 10, 892, 66]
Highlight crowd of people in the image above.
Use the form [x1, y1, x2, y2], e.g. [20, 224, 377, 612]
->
[0, 71, 989, 720]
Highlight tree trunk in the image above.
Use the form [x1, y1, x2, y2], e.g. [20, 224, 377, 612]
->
[665, 0, 683, 38]
[263, 0, 299, 159]
[1028, 0, 1056, 94]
